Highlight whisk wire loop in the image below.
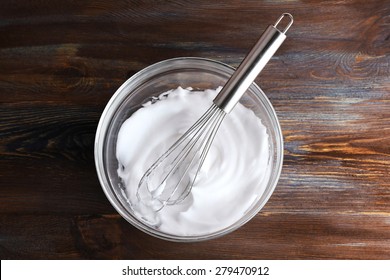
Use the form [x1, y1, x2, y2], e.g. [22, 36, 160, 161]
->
[139, 105, 216, 179]
[137, 103, 226, 210]
[156, 105, 219, 200]
[161, 105, 226, 207]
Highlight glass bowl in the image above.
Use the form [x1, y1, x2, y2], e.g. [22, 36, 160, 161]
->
[94, 57, 283, 242]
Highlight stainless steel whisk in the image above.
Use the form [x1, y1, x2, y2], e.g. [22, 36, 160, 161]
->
[137, 13, 293, 211]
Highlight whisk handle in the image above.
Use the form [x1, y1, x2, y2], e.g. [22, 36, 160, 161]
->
[213, 13, 293, 113]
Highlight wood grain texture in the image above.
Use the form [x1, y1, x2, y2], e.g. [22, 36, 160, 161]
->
[0, 0, 389, 259]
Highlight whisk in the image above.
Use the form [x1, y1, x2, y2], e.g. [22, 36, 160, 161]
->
[137, 13, 293, 211]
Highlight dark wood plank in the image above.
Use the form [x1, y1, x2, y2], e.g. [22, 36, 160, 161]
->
[1, 212, 389, 259]
[0, 0, 389, 259]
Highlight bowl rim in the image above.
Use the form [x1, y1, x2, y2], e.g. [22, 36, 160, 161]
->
[94, 56, 283, 242]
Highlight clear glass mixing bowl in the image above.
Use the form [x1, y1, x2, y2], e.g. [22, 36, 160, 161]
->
[94, 57, 283, 242]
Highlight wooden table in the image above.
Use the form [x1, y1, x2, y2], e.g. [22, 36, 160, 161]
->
[1, 0, 389, 259]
